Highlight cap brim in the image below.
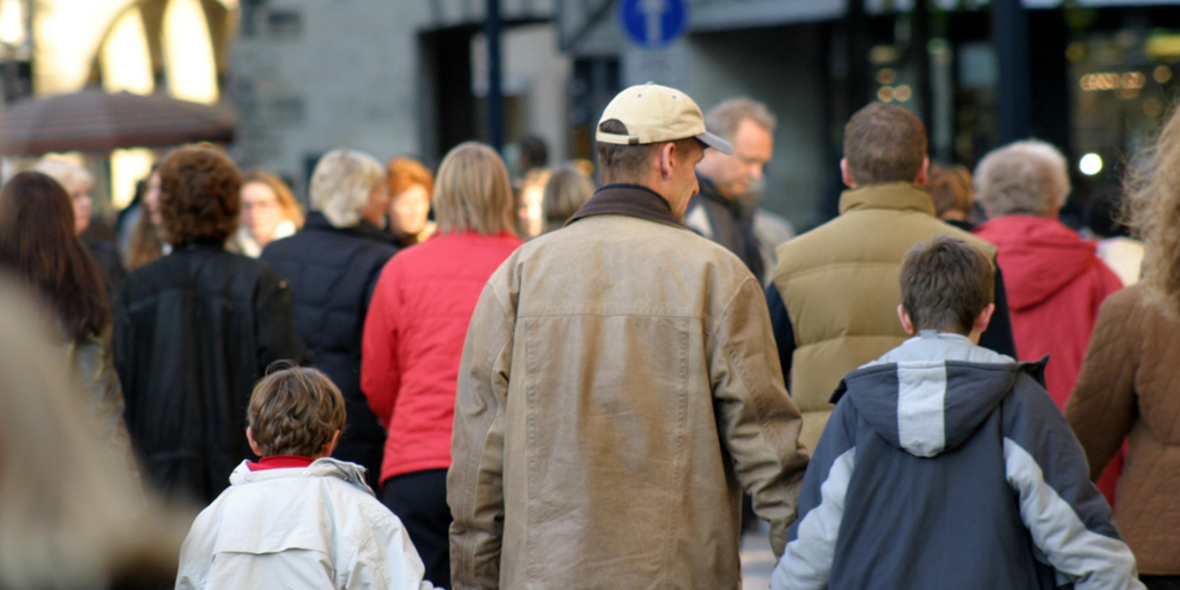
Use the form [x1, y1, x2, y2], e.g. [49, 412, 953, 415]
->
[697, 131, 734, 155]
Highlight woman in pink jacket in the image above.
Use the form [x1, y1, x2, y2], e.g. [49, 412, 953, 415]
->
[362, 143, 523, 589]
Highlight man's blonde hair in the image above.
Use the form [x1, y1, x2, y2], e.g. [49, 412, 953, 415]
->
[974, 140, 1070, 218]
[248, 365, 346, 457]
[309, 149, 385, 228]
[433, 142, 517, 236]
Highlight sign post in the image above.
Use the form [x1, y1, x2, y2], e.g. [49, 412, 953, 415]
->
[618, 0, 691, 90]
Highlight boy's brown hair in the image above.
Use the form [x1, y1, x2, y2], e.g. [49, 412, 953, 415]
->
[248, 365, 346, 457]
[899, 236, 994, 334]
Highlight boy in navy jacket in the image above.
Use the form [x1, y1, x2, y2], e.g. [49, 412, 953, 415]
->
[771, 236, 1142, 590]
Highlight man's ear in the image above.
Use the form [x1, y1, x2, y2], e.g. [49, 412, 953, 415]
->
[897, 304, 915, 336]
[841, 158, 857, 188]
[915, 157, 930, 187]
[659, 142, 677, 180]
[246, 426, 264, 457]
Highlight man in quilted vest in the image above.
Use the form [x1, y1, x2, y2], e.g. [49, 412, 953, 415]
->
[765, 102, 1016, 452]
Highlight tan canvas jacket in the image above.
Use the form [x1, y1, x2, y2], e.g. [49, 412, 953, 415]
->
[770, 182, 998, 451]
[448, 186, 809, 590]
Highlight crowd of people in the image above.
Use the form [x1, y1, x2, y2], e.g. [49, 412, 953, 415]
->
[0, 80, 1175, 590]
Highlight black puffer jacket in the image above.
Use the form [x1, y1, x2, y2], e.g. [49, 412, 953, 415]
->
[114, 243, 310, 505]
[261, 212, 398, 489]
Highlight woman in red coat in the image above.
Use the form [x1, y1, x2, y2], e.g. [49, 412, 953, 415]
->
[362, 142, 523, 589]
[972, 139, 1123, 502]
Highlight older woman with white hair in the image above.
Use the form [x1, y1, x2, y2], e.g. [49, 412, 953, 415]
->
[973, 140, 1122, 409]
[34, 157, 127, 308]
[973, 142, 1125, 503]
[259, 149, 398, 492]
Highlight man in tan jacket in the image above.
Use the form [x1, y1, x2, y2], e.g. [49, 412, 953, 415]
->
[766, 102, 1017, 452]
[449, 83, 810, 589]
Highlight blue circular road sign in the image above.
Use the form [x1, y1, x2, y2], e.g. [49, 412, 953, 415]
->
[618, 0, 688, 49]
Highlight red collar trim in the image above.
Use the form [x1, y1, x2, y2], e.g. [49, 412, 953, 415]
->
[247, 455, 315, 471]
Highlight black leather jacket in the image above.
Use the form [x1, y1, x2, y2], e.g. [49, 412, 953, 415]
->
[114, 242, 310, 505]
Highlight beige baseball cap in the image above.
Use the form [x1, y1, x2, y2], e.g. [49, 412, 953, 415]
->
[596, 83, 734, 155]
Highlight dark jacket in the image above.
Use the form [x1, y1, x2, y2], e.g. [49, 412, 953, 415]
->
[114, 243, 310, 505]
[84, 233, 127, 312]
[771, 332, 1140, 590]
[684, 175, 764, 281]
[261, 212, 398, 489]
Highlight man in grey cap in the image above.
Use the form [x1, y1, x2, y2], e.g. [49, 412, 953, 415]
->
[449, 83, 809, 589]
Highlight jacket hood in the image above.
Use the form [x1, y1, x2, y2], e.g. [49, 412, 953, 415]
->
[973, 215, 1101, 311]
[228, 457, 376, 496]
[834, 332, 1041, 457]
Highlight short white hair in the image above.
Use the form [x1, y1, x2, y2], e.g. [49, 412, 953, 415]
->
[309, 149, 384, 228]
[33, 158, 93, 195]
[974, 139, 1071, 218]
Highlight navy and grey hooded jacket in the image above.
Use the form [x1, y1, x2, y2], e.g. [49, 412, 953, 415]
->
[771, 332, 1143, 590]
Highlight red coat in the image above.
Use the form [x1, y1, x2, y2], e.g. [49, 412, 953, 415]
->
[973, 215, 1122, 408]
[362, 231, 523, 484]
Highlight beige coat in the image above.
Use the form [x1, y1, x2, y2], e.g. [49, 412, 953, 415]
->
[771, 182, 998, 451]
[449, 189, 809, 590]
[1067, 283, 1180, 575]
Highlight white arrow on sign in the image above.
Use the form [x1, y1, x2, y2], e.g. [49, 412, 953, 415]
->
[640, 0, 667, 48]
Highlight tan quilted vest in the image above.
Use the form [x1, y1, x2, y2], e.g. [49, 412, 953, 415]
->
[771, 182, 998, 450]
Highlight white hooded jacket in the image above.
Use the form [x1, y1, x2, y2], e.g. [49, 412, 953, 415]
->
[176, 457, 433, 590]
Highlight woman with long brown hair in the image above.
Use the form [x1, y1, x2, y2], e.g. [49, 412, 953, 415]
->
[1067, 105, 1180, 589]
[0, 171, 127, 448]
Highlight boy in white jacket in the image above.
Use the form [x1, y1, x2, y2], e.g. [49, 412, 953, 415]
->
[176, 366, 434, 590]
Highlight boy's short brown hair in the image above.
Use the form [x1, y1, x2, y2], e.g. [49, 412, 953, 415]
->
[248, 366, 346, 458]
[899, 236, 994, 334]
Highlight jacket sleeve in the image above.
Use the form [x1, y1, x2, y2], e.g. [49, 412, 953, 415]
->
[764, 282, 795, 387]
[1066, 292, 1138, 481]
[770, 395, 857, 590]
[361, 261, 402, 426]
[1003, 374, 1144, 590]
[254, 263, 312, 369]
[979, 265, 1018, 357]
[448, 271, 516, 590]
[711, 277, 810, 557]
[344, 511, 434, 590]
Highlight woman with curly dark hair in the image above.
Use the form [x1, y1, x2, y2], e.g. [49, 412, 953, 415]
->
[0, 171, 128, 452]
[114, 145, 310, 506]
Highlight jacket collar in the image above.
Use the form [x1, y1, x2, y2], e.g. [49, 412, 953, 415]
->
[566, 183, 683, 229]
[838, 181, 936, 217]
[304, 211, 398, 245]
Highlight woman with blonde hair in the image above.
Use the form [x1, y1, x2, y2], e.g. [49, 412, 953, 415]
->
[233, 170, 304, 257]
[542, 164, 596, 232]
[362, 142, 522, 589]
[386, 157, 437, 246]
[1067, 107, 1180, 590]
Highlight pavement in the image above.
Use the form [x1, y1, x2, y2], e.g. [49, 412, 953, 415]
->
[740, 520, 776, 589]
